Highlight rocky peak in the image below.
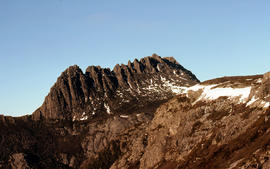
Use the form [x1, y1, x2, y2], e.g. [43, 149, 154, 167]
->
[32, 54, 199, 121]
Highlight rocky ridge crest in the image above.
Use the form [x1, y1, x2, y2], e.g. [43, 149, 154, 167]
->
[32, 54, 198, 121]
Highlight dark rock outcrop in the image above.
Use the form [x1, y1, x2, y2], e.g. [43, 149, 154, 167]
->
[32, 54, 199, 121]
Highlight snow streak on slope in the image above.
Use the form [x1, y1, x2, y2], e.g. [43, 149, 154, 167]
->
[187, 84, 252, 103]
[104, 103, 111, 114]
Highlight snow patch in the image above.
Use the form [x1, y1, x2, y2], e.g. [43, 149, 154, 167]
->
[128, 81, 133, 89]
[246, 96, 258, 106]
[179, 76, 188, 81]
[143, 85, 160, 92]
[261, 101, 270, 108]
[80, 116, 88, 120]
[136, 88, 142, 94]
[161, 76, 166, 82]
[80, 112, 88, 121]
[116, 90, 124, 97]
[157, 65, 161, 71]
[123, 99, 130, 103]
[257, 79, 262, 83]
[264, 102, 270, 108]
[72, 115, 76, 121]
[120, 115, 129, 118]
[104, 103, 111, 114]
[188, 84, 209, 92]
[161, 76, 187, 94]
[187, 84, 251, 103]
[125, 88, 132, 93]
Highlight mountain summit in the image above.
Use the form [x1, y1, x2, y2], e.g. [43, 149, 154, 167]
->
[33, 54, 199, 121]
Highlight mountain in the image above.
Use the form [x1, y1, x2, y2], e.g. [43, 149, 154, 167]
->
[1, 54, 270, 169]
[32, 54, 198, 121]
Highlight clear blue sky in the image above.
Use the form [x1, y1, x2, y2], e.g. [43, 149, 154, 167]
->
[0, 0, 270, 116]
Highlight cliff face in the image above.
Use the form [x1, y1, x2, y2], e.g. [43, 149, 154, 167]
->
[32, 54, 199, 121]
